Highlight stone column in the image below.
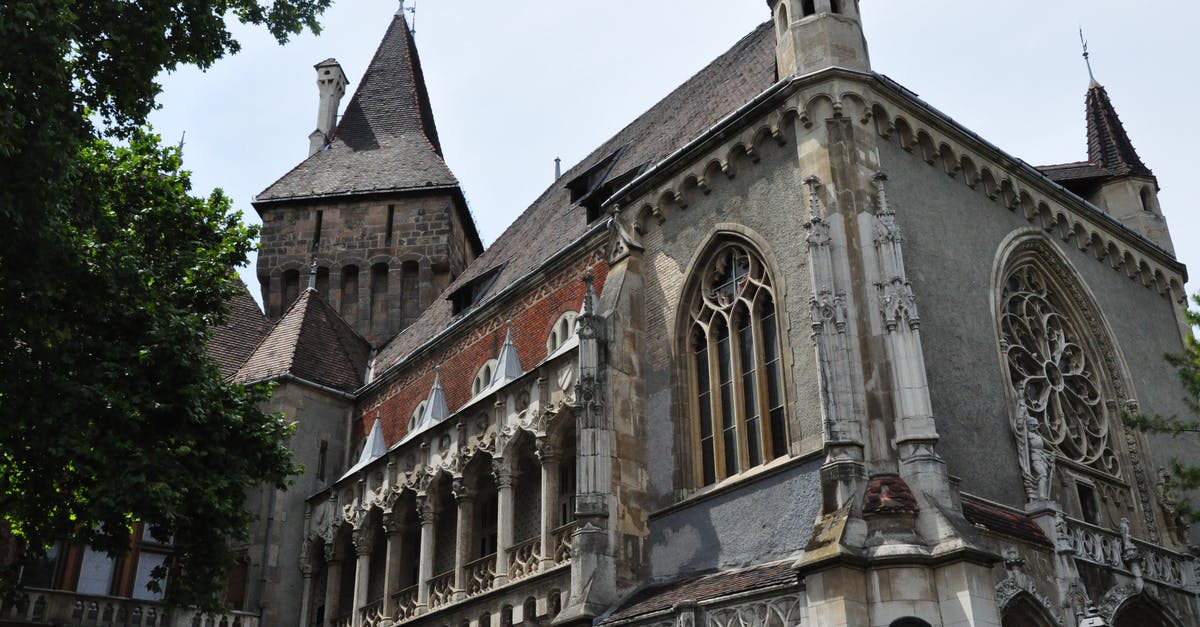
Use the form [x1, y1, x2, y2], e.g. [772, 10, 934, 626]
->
[323, 542, 343, 627]
[415, 502, 437, 614]
[380, 511, 406, 620]
[298, 549, 315, 627]
[452, 479, 475, 601]
[537, 442, 561, 569]
[350, 526, 374, 627]
[493, 464, 515, 585]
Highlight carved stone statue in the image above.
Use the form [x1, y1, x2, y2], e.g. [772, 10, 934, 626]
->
[1017, 395, 1056, 503]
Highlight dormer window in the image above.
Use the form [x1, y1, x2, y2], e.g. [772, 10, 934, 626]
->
[409, 401, 427, 431]
[565, 145, 646, 223]
[449, 264, 505, 315]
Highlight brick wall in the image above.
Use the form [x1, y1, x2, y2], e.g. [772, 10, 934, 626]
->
[356, 245, 609, 445]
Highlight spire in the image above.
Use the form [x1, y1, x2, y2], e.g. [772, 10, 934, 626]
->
[333, 10, 442, 153]
[1085, 82, 1151, 178]
[415, 365, 449, 431]
[340, 418, 387, 480]
[489, 321, 523, 389]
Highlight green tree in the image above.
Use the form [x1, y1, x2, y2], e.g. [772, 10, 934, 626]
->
[1126, 294, 1200, 524]
[0, 0, 330, 609]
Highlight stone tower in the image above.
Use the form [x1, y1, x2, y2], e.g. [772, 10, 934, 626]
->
[1040, 75, 1174, 254]
[767, 0, 869, 77]
[254, 12, 482, 346]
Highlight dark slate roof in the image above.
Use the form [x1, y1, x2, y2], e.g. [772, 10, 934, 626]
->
[1038, 82, 1152, 186]
[208, 282, 271, 380]
[601, 561, 796, 624]
[960, 495, 1053, 548]
[372, 21, 777, 371]
[234, 288, 370, 392]
[1085, 83, 1151, 178]
[256, 13, 455, 203]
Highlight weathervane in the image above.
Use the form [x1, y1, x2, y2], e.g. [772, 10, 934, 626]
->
[1079, 27, 1097, 85]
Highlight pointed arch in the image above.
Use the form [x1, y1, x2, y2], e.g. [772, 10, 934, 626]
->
[677, 230, 790, 488]
[1000, 592, 1060, 627]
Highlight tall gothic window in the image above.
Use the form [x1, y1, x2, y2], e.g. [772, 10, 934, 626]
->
[999, 255, 1119, 477]
[687, 240, 787, 486]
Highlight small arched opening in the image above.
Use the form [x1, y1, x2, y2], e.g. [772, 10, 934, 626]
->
[801, 0, 816, 17]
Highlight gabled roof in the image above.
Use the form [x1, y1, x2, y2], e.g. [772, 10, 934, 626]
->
[1039, 81, 1152, 186]
[371, 21, 777, 372]
[256, 13, 456, 204]
[234, 288, 370, 393]
[208, 281, 271, 380]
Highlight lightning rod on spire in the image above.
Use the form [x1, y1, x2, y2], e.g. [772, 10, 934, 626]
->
[1079, 27, 1098, 87]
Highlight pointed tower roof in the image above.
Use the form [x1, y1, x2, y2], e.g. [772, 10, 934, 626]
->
[486, 322, 523, 391]
[396, 366, 450, 446]
[234, 288, 371, 392]
[1085, 83, 1152, 178]
[341, 418, 387, 480]
[256, 13, 457, 204]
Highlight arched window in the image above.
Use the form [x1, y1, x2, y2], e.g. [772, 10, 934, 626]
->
[473, 359, 498, 398]
[999, 255, 1119, 476]
[1139, 186, 1156, 213]
[546, 311, 579, 354]
[775, 3, 789, 37]
[686, 240, 787, 486]
[409, 401, 427, 432]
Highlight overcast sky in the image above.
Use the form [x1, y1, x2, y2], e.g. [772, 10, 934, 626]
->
[148, 1, 1199, 303]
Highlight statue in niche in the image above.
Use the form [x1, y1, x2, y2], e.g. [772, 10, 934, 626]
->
[1016, 391, 1056, 503]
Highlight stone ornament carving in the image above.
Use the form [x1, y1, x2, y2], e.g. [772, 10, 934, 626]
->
[1061, 514, 1191, 590]
[994, 547, 1063, 625]
[1001, 264, 1117, 476]
[352, 525, 375, 556]
[705, 594, 804, 627]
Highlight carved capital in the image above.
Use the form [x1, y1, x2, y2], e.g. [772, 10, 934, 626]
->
[418, 501, 439, 526]
[535, 439, 560, 466]
[492, 463, 516, 490]
[451, 477, 474, 503]
[381, 511, 406, 535]
[352, 525, 375, 556]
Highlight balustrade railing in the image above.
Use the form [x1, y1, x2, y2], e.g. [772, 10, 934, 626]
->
[507, 537, 541, 581]
[1063, 516, 1197, 591]
[464, 554, 497, 596]
[392, 585, 419, 622]
[359, 598, 385, 627]
[0, 588, 259, 627]
[550, 521, 578, 564]
[331, 612, 353, 627]
[427, 571, 455, 610]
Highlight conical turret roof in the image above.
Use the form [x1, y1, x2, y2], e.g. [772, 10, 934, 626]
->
[256, 13, 457, 203]
[1085, 83, 1151, 178]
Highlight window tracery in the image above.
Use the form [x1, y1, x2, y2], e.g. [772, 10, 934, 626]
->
[686, 240, 787, 486]
[472, 359, 498, 398]
[1000, 262, 1118, 477]
[546, 311, 579, 354]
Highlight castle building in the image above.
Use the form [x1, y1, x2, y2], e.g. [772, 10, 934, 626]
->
[5, 2, 1196, 627]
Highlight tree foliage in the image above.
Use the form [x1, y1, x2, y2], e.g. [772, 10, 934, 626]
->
[0, 0, 330, 609]
[1126, 294, 1200, 524]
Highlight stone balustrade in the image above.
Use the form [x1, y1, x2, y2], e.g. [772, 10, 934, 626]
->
[1063, 516, 1198, 591]
[428, 571, 455, 610]
[0, 588, 259, 627]
[360, 598, 385, 627]
[506, 537, 541, 581]
[391, 585, 419, 622]
[550, 522, 578, 564]
[464, 554, 497, 596]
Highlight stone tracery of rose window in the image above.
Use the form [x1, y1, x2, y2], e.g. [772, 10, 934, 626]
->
[1000, 264, 1119, 477]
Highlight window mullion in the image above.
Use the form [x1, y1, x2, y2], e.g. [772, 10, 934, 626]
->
[751, 301, 774, 461]
[707, 326, 726, 481]
[731, 308, 751, 472]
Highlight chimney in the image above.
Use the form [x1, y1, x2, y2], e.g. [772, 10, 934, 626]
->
[308, 58, 350, 156]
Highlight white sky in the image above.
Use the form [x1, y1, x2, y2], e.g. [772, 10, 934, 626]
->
[149, 1, 1199, 303]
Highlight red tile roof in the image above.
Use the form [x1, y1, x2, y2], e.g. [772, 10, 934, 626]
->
[601, 560, 796, 624]
[960, 494, 1052, 547]
[207, 282, 270, 380]
[234, 288, 370, 392]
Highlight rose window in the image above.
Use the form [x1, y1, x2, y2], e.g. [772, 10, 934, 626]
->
[1000, 265, 1118, 476]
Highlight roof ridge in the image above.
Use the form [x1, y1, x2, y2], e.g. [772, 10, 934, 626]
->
[302, 288, 371, 378]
